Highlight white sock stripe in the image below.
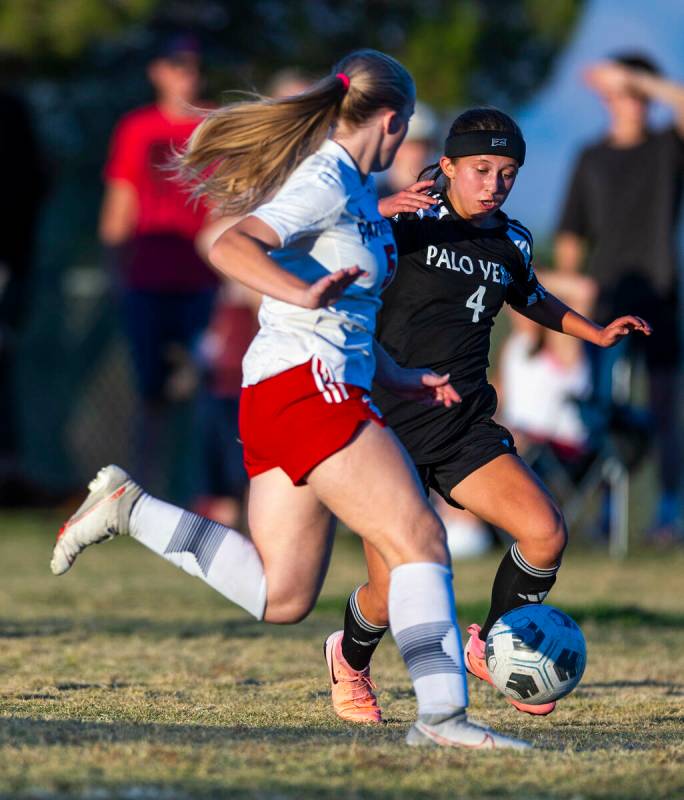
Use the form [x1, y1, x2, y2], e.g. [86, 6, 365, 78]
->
[510, 543, 559, 578]
[349, 587, 388, 633]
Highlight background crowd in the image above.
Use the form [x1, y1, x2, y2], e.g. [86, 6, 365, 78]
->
[0, 0, 681, 550]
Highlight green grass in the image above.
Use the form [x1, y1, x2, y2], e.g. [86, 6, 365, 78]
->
[1, 511, 683, 799]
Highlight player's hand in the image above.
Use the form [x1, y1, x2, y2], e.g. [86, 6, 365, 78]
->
[388, 368, 462, 408]
[378, 180, 437, 218]
[298, 266, 365, 309]
[597, 315, 652, 347]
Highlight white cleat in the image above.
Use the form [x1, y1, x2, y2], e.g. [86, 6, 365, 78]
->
[406, 712, 532, 750]
[50, 465, 142, 576]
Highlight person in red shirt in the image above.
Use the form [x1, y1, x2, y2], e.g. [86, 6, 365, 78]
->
[100, 34, 218, 495]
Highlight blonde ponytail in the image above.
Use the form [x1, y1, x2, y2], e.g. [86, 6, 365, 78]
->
[176, 49, 414, 216]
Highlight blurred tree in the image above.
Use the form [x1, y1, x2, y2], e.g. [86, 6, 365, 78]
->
[0, 0, 583, 110]
[0, 0, 156, 59]
[402, 0, 584, 109]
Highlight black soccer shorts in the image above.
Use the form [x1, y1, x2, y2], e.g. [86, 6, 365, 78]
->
[415, 415, 517, 509]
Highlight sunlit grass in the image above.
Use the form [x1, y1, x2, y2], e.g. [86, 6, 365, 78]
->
[0, 511, 682, 798]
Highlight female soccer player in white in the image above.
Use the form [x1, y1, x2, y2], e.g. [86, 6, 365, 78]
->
[323, 107, 651, 723]
[50, 51, 529, 750]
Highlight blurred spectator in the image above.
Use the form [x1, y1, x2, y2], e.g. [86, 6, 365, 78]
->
[376, 100, 439, 197]
[498, 270, 597, 457]
[555, 53, 684, 540]
[266, 67, 316, 99]
[99, 33, 218, 497]
[191, 280, 260, 527]
[0, 88, 51, 505]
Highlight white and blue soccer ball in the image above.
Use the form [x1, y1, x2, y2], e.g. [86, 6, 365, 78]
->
[485, 605, 587, 705]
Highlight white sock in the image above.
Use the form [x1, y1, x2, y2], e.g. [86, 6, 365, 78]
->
[130, 493, 267, 619]
[389, 562, 468, 716]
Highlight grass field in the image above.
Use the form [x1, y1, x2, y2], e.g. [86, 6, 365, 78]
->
[1, 510, 683, 799]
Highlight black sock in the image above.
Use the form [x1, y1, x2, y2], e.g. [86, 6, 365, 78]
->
[341, 586, 388, 671]
[479, 543, 559, 641]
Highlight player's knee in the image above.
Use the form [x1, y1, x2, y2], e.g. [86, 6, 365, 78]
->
[395, 506, 449, 566]
[263, 589, 316, 624]
[530, 503, 567, 562]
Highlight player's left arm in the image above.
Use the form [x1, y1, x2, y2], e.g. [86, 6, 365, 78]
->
[508, 221, 651, 347]
[372, 340, 461, 407]
[516, 291, 652, 348]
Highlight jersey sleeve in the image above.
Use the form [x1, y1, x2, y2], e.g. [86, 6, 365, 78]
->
[390, 217, 409, 254]
[504, 222, 547, 308]
[390, 216, 427, 256]
[251, 164, 348, 248]
[556, 150, 590, 237]
[103, 114, 142, 184]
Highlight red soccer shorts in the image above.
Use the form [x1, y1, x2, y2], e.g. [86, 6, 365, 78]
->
[239, 356, 385, 485]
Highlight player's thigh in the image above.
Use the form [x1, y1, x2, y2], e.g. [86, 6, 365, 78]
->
[248, 467, 336, 622]
[450, 453, 566, 549]
[307, 421, 447, 569]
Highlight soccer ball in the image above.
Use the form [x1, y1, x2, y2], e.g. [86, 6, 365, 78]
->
[485, 604, 586, 705]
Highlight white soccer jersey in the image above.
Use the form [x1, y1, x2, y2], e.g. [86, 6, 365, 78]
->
[242, 139, 397, 390]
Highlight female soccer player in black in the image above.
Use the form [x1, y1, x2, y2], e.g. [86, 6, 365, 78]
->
[324, 107, 651, 722]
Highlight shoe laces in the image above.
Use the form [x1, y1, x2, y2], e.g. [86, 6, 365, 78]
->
[338, 667, 378, 705]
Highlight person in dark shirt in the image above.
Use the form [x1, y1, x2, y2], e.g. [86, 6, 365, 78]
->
[555, 53, 684, 538]
[324, 108, 651, 723]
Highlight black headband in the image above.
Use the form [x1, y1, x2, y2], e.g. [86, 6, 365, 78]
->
[444, 130, 526, 166]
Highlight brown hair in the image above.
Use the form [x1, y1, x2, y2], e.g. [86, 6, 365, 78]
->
[419, 106, 523, 184]
[176, 49, 414, 215]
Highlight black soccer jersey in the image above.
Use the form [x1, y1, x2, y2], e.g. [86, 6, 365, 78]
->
[373, 192, 546, 463]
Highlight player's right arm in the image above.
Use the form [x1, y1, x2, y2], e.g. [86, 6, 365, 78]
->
[210, 157, 367, 309]
[209, 216, 363, 309]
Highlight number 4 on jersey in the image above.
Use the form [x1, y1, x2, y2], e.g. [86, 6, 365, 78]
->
[466, 285, 486, 322]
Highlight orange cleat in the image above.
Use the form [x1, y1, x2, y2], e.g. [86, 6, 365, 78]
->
[464, 623, 556, 716]
[324, 630, 382, 724]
